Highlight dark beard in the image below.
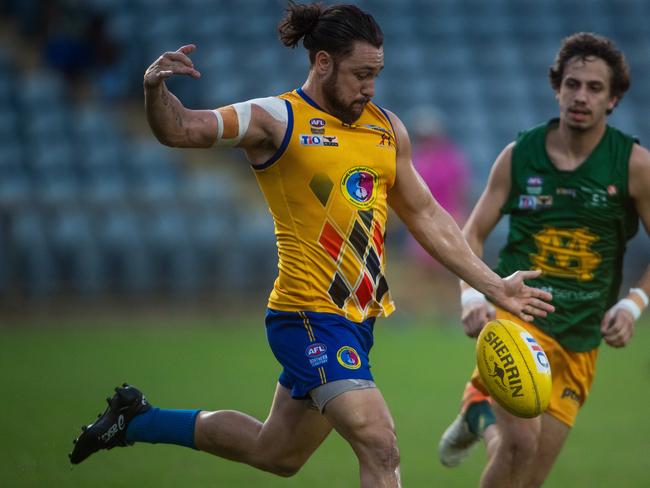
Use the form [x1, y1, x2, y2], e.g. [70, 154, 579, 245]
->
[322, 65, 366, 124]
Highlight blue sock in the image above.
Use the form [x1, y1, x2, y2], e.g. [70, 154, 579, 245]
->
[465, 400, 496, 436]
[126, 408, 200, 449]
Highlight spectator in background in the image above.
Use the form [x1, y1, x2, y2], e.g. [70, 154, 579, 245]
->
[406, 106, 470, 265]
[41, 0, 120, 99]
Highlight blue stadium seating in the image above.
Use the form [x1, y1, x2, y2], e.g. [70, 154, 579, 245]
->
[3, 0, 649, 298]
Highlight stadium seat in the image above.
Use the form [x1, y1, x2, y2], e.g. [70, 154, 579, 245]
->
[49, 208, 105, 294]
[143, 206, 201, 293]
[95, 205, 154, 293]
[9, 208, 57, 296]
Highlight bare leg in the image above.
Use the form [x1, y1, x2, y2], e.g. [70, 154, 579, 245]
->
[324, 388, 401, 488]
[524, 413, 570, 487]
[194, 383, 333, 477]
[480, 402, 541, 488]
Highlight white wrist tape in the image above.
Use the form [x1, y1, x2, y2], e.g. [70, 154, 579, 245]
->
[630, 288, 649, 307]
[609, 298, 641, 321]
[461, 288, 487, 307]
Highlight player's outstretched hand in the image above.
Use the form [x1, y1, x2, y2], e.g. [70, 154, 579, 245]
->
[600, 306, 635, 348]
[144, 45, 201, 88]
[494, 270, 555, 322]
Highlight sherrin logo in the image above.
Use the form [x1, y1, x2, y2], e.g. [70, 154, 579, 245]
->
[337, 346, 361, 369]
[482, 329, 524, 398]
[340, 166, 378, 209]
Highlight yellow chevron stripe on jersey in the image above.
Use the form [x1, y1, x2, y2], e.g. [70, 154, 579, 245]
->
[253, 89, 396, 322]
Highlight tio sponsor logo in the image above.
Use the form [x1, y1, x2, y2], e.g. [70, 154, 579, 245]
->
[300, 135, 323, 146]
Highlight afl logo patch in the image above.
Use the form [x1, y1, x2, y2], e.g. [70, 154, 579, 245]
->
[306, 343, 327, 358]
[337, 346, 361, 369]
[310, 118, 326, 128]
[340, 166, 378, 209]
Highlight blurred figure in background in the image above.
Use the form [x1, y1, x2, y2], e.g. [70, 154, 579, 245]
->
[405, 106, 470, 266]
[390, 107, 470, 319]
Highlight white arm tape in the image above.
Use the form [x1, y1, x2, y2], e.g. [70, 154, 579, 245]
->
[609, 298, 641, 321]
[211, 103, 250, 147]
[249, 96, 288, 123]
[461, 288, 487, 307]
[212, 109, 224, 140]
[630, 287, 649, 307]
[211, 96, 287, 148]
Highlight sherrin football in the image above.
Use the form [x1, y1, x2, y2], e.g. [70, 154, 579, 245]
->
[476, 319, 552, 418]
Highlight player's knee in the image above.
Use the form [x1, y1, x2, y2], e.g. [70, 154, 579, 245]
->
[498, 427, 538, 463]
[353, 425, 400, 472]
[267, 462, 301, 478]
[261, 455, 305, 477]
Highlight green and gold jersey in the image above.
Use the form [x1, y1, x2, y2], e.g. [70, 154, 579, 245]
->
[495, 119, 639, 351]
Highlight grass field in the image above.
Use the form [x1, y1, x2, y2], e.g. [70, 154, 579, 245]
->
[2, 314, 649, 487]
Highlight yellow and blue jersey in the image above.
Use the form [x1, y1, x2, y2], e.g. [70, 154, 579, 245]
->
[253, 89, 397, 322]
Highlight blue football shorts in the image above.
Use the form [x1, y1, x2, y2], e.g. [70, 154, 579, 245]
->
[265, 309, 376, 400]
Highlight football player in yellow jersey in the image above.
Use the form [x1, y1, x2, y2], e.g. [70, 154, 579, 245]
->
[70, 3, 553, 486]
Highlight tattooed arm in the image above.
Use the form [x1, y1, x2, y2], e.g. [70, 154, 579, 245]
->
[144, 45, 218, 148]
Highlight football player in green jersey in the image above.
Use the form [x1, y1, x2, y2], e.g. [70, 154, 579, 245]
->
[438, 32, 650, 488]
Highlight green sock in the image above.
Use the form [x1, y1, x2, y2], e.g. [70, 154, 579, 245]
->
[465, 400, 496, 436]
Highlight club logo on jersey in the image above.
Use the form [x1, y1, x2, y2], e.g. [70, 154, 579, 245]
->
[337, 346, 361, 369]
[607, 184, 618, 196]
[529, 227, 601, 281]
[377, 132, 393, 148]
[306, 343, 328, 367]
[521, 332, 550, 373]
[340, 166, 379, 209]
[323, 135, 339, 147]
[526, 176, 543, 195]
[310, 118, 326, 134]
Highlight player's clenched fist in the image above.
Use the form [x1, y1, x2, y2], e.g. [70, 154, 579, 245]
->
[144, 45, 201, 87]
